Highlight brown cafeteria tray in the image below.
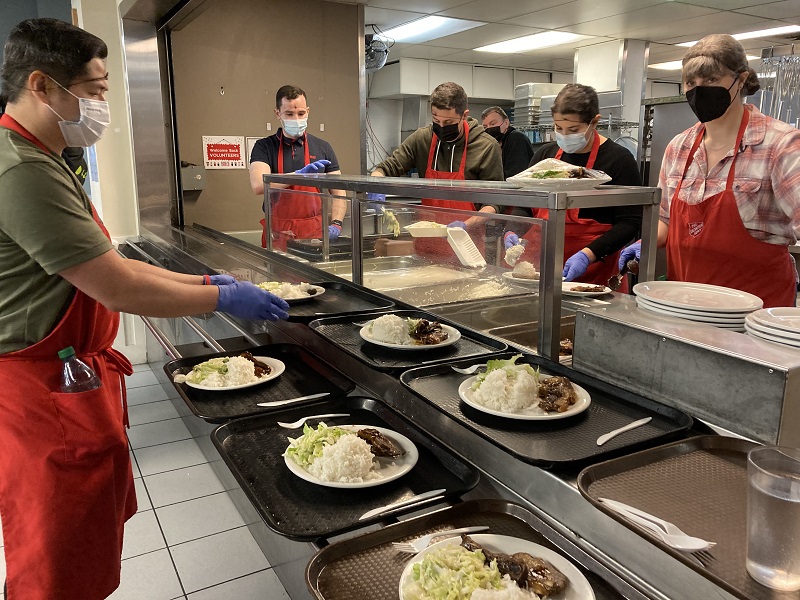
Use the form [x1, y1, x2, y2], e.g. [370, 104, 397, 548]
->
[306, 499, 636, 600]
[163, 344, 354, 423]
[577, 435, 789, 600]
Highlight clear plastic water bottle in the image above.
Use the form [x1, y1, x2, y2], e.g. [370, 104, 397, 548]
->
[58, 346, 102, 393]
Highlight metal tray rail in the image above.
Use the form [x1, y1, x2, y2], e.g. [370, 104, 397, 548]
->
[286, 281, 394, 323]
[400, 352, 693, 469]
[577, 435, 777, 600]
[308, 310, 508, 372]
[163, 344, 355, 423]
[211, 396, 480, 541]
[306, 499, 634, 600]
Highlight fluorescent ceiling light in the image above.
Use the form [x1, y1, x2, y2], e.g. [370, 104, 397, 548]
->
[381, 16, 484, 43]
[650, 55, 759, 70]
[475, 31, 588, 53]
[676, 25, 800, 47]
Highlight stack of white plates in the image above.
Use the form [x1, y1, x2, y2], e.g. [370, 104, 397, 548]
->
[632, 281, 764, 332]
[745, 308, 800, 348]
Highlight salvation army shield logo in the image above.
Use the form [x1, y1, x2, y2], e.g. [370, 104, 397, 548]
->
[688, 221, 704, 237]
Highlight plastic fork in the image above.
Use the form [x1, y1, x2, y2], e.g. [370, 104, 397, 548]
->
[391, 526, 489, 554]
[451, 364, 484, 375]
[276, 413, 349, 429]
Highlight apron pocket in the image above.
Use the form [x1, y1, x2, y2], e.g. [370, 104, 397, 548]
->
[49, 386, 125, 462]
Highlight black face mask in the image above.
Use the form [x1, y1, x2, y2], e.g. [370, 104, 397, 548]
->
[485, 126, 503, 141]
[686, 78, 739, 123]
[432, 120, 461, 142]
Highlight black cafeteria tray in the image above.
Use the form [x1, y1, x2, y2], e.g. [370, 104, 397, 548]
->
[286, 281, 394, 323]
[400, 352, 693, 469]
[306, 499, 631, 600]
[211, 396, 480, 541]
[578, 435, 779, 600]
[309, 310, 508, 372]
[163, 344, 354, 423]
[286, 236, 376, 261]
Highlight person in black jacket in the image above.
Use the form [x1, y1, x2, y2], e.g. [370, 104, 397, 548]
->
[481, 106, 534, 180]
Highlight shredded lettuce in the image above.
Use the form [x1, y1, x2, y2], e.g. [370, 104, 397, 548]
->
[407, 318, 422, 335]
[285, 422, 350, 468]
[472, 354, 538, 390]
[183, 357, 232, 384]
[402, 544, 502, 600]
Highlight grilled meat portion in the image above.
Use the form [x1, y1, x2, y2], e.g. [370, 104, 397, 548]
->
[411, 319, 448, 345]
[239, 352, 271, 377]
[538, 376, 578, 413]
[357, 428, 404, 458]
[571, 285, 606, 292]
[511, 552, 569, 597]
[559, 338, 574, 356]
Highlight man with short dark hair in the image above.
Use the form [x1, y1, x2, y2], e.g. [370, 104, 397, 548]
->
[249, 84, 346, 249]
[0, 18, 288, 599]
[371, 82, 502, 229]
[481, 106, 534, 179]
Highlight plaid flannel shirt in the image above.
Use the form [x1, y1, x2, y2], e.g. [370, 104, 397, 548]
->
[659, 104, 800, 245]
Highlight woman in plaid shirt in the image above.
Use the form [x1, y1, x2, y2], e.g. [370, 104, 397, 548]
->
[620, 34, 800, 307]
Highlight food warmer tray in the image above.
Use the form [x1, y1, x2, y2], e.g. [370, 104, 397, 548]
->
[164, 344, 355, 423]
[400, 352, 693, 469]
[285, 281, 394, 324]
[306, 499, 631, 600]
[285, 236, 376, 261]
[309, 310, 508, 373]
[578, 435, 777, 600]
[211, 396, 480, 541]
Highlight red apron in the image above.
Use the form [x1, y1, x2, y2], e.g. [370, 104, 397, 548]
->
[666, 109, 796, 308]
[261, 133, 324, 250]
[0, 115, 136, 600]
[416, 122, 484, 257]
[515, 133, 621, 286]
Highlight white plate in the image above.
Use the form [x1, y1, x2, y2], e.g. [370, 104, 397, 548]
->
[458, 373, 591, 420]
[284, 285, 326, 305]
[562, 282, 612, 297]
[507, 166, 612, 190]
[283, 425, 418, 489]
[745, 325, 800, 348]
[404, 223, 448, 238]
[636, 297, 746, 323]
[745, 317, 800, 342]
[180, 356, 285, 391]
[501, 271, 539, 285]
[360, 322, 461, 350]
[750, 307, 800, 333]
[635, 296, 752, 319]
[399, 534, 594, 600]
[633, 281, 763, 313]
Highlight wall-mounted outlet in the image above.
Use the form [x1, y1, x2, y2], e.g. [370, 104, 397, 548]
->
[320, 123, 325, 132]
[266, 123, 272, 131]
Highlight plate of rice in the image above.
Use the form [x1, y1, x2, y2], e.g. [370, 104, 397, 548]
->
[457, 356, 590, 420]
[399, 534, 594, 600]
[283, 423, 418, 488]
[173, 355, 285, 391]
[255, 281, 326, 304]
[360, 314, 461, 350]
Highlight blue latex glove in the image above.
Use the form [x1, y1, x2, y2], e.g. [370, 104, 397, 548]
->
[563, 251, 592, 282]
[447, 221, 466, 230]
[295, 159, 331, 174]
[205, 274, 236, 286]
[618, 241, 641, 271]
[503, 232, 520, 250]
[328, 224, 342, 241]
[366, 192, 386, 211]
[216, 281, 290, 321]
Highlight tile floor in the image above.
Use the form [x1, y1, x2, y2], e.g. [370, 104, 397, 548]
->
[0, 362, 291, 600]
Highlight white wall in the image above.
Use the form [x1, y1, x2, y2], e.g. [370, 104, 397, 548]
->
[365, 98, 402, 171]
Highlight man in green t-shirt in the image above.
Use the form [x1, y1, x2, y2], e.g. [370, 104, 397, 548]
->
[0, 18, 290, 600]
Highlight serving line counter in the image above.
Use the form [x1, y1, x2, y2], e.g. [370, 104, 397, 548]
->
[118, 225, 751, 600]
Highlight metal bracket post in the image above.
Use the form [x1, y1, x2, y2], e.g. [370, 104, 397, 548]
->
[538, 192, 567, 360]
[638, 188, 661, 283]
[350, 191, 364, 285]
[263, 179, 273, 252]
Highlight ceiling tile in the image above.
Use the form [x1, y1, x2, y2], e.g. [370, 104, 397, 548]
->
[734, 0, 800, 19]
[365, 0, 468, 12]
[673, 0, 768, 9]
[438, 0, 567, 22]
[424, 23, 543, 50]
[559, 3, 718, 37]
[389, 45, 466, 60]
[364, 7, 430, 31]
[621, 11, 769, 41]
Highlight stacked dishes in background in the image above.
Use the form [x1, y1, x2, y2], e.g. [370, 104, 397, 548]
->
[745, 308, 800, 348]
[632, 281, 764, 332]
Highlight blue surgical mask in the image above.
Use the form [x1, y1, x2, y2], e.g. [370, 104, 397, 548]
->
[555, 127, 591, 154]
[282, 118, 307, 138]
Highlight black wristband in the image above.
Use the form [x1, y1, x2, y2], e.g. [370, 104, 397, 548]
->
[331, 219, 343, 227]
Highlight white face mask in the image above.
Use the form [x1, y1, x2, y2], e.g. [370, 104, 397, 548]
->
[282, 118, 307, 139]
[46, 77, 110, 147]
[555, 127, 591, 154]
